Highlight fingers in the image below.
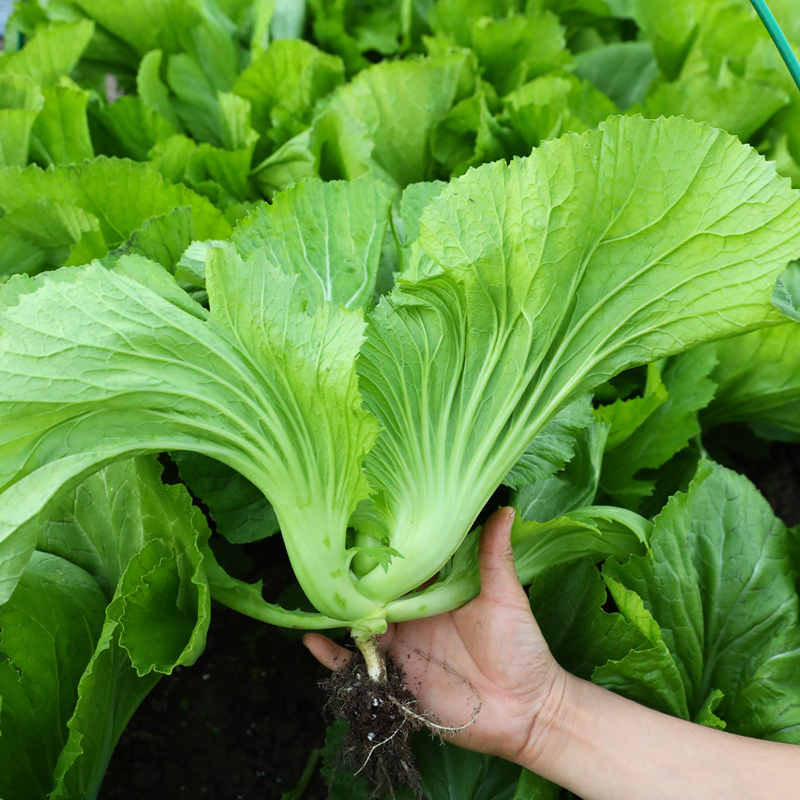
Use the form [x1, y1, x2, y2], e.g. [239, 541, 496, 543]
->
[478, 506, 525, 603]
[303, 633, 355, 672]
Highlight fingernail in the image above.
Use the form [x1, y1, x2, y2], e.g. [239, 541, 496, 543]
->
[506, 508, 516, 523]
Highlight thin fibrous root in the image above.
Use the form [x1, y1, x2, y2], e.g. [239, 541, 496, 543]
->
[389, 695, 482, 734]
[354, 718, 408, 776]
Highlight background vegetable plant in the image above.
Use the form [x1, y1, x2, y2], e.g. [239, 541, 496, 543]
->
[0, 1, 799, 798]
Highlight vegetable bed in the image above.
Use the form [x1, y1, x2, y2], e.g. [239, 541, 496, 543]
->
[0, 1, 799, 799]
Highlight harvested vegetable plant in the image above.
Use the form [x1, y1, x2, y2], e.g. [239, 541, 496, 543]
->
[1, 0, 799, 798]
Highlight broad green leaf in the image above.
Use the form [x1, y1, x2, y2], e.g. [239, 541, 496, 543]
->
[512, 416, 608, 522]
[39, 456, 211, 798]
[501, 73, 617, 151]
[0, 553, 106, 800]
[0, 253, 382, 623]
[0, 20, 94, 86]
[137, 49, 184, 132]
[627, 0, 703, 79]
[233, 39, 344, 150]
[172, 451, 279, 544]
[147, 133, 198, 184]
[355, 114, 800, 603]
[0, 200, 102, 276]
[505, 395, 594, 490]
[71, 0, 199, 58]
[167, 54, 243, 148]
[183, 132, 259, 205]
[318, 52, 476, 186]
[229, 177, 396, 311]
[643, 67, 790, 143]
[602, 461, 800, 741]
[0, 74, 44, 168]
[394, 180, 448, 273]
[594, 576, 692, 719]
[593, 362, 667, 451]
[414, 736, 521, 800]
[529, 558, 646, 681]
[0, 157, 231, 269]
[29, 82, 94, 166]
[512, 770, 561, 799]
[427, 0, 518, 46]
[92, 95, 175, 162]
[574, 41, 658, 109]
[468, 13, 573, 97]
[702, 322, 800, 439]
[599, 345, 718, 508]
[100, 206, 196, 272]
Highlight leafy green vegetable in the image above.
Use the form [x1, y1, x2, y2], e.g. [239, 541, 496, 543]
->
[0, 456, 210, 800]
[0, 157, 231, 273]
[702, 321, 800, 440]
[0, 116, 797, 636]
[599, 461, 800, 741]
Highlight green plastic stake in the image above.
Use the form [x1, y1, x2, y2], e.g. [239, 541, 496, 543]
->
[750, 0, 800, 93]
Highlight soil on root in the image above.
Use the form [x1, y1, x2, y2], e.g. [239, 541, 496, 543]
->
[321, 655, 427, 799]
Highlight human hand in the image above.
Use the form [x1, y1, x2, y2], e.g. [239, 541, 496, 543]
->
[304, 507, 569, 765]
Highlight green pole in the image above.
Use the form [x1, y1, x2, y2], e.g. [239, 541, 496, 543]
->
[750, 0, 800, 93]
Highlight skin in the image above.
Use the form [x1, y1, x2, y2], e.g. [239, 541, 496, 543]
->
[305, 507, 800, 799]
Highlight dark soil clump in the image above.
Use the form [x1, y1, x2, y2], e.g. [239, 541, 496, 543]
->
[321, 655, 426, 799]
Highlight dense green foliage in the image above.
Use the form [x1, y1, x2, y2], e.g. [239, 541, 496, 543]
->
[0, 1, 799, 798]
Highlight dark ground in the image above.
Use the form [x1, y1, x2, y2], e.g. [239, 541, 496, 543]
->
[100, 441, 800, 800]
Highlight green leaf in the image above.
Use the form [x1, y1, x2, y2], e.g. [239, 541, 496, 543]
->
[318, 52, 476, 186]
[505, 396, 594, 490]
[643, 66, 790, 143]
[167, 53, 253, 149]
[414, 735, 521, 800]
[102, 206, 196, 272]
[593, 363, 668, 451]
[501, 73, 617, 151]
[229, 177, 396, 311]
[599, 346, 718, 508]
[29, 82, 94, 167]
[512, 417, 608, 522]
[602, 461, 800, 741]
[42, 456, 211, 798]
[702, 322, 800, 439]
[355, 114, 800, 603]
[172, 451, 279, 544]
[137, 49, 184, 132]
[233, 38, 344, 150]
[574, 41, 658, 109]
[0, 200, 102, 276]
[394, 180, 447, 274]
[0, 157, 231, 270]
[529, 557, 646, 682]
[0, 252, 381, 624]
[594, 576, 692, 719]
[91, 95, 176, 162]
[0, 20, 95, 86]
[0, 553, 106, 800]
[468, 13, 573, 97]
[0, 74, 45, 168]
[512, 770, 561, 799]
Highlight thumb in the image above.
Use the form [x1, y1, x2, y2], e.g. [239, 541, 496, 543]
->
[478, 507, 525, 603]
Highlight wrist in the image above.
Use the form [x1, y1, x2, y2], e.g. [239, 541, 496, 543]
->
[513, 667, 581, 774]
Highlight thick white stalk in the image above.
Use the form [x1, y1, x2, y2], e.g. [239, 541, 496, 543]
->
[352, 630, 387, 683]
